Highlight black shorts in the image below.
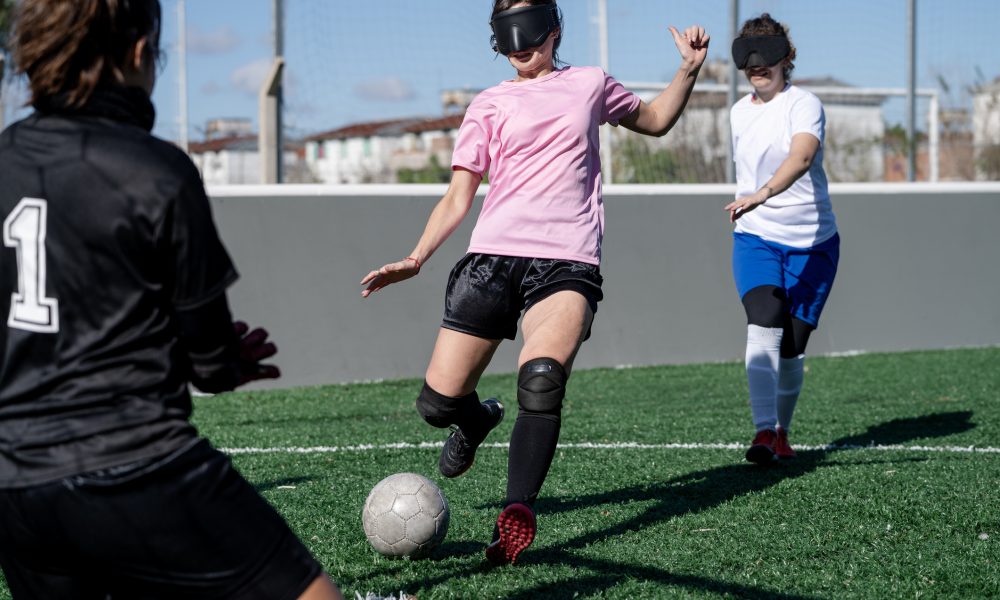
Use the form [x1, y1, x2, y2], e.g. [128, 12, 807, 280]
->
[442, 253, 604, 341]
[0, 439, 322, 600]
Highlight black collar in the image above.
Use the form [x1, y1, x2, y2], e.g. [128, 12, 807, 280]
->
[34, 86, 156, 132]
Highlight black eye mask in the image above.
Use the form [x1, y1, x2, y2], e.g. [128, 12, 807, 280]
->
[490, 4, 560, 55]
[731, 35, 791, 69]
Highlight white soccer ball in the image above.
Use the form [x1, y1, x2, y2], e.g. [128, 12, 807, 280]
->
[362, 472, 450, 559]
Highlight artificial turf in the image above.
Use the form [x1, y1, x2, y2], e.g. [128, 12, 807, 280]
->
[0, 347, 997, 599]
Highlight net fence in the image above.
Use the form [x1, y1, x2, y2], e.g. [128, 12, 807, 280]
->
[4, 0, 996, 183]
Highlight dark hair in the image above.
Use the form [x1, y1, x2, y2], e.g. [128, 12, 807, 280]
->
[737, 13, 796, 80]
[13, 0, 162, 108]
[491, 0, 564, 66]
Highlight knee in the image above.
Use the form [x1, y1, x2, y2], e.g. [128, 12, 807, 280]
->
[416, 382, 476, 428]
[780, 318, 814, 358]
[517, 357, 567, 416]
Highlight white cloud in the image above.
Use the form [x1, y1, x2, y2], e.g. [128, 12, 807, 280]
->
[230, 58, 274, 96]
[354, 77, 416, 102]
[188, 25, 240, 55]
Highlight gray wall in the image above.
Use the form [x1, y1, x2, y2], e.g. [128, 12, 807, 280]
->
[209, 183, 1000, 389]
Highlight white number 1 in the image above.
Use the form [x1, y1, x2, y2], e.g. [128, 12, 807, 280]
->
[4, 198, 59, 333]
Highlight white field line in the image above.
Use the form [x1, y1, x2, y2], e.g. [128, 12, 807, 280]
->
[220, 441, 1000, 456]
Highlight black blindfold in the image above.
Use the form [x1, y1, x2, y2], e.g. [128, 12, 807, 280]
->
[490, 4, 560, 55]
[731, 35, 791, 69]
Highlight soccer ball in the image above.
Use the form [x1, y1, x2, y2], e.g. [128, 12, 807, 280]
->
[362, 472, 450, 559]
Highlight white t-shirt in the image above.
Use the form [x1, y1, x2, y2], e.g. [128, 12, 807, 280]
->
[730, 84, 837, 248]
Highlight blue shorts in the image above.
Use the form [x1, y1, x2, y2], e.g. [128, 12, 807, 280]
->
[732, 232, 840, 327]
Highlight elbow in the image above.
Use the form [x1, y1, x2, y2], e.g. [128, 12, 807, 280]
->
[796, 150, 817, 169]
[651, 115, 681, 138]
[639, 123, 670, 138]
[798, 157, 815, 175]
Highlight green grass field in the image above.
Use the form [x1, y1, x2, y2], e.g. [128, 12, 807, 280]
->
[2, 347, 998, 599]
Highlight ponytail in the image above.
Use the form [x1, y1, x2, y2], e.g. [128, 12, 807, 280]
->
[13, 0, 161, 108]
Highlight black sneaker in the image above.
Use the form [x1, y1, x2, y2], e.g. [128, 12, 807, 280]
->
[745, 428, 778, 465]
[438, 398, 504, 478]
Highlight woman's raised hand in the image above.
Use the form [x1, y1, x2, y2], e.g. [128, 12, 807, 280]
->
[669, 25, 709, 70]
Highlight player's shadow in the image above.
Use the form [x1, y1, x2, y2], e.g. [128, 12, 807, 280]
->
[389, 411, 974, 599]
[532, 411, 974, 549]
[822, 411, 973, 448]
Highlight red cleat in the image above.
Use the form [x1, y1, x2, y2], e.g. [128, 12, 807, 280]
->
[774, 427, 797, 459]
[745, 428, 778, 465]
[485, 503, 536, 565]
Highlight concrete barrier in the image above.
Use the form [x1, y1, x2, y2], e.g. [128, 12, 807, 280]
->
[208, 182, 1000, 389]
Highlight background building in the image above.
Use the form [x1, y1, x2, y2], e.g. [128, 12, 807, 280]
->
[187, 118, 312, 185]
[303, 114, 463, 185]
[973, 77, 1000, 180]
[299, 78, 889, 186]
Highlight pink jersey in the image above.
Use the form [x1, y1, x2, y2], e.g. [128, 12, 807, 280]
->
[451, 66, 640, 265]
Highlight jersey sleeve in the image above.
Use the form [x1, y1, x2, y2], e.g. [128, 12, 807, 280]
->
[451, 97, 494, 176]
[161, 165, 239, 310]
[601, 71, 641, 126]
[789, 93, 825, 146]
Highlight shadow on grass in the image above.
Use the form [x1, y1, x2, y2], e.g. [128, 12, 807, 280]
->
[372, 411, 974, 599]
[535, 411, 975, 549]
[828, 411, 973, 447]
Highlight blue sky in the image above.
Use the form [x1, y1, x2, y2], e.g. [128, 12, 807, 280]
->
[125, 0, 1000, 143]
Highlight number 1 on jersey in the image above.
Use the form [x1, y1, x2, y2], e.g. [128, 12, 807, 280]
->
[4, 198, 59, 333]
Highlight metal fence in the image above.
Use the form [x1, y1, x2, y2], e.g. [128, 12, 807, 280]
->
[7, 1, 995, 184]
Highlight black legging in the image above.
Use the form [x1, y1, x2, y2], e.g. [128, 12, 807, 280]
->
[741, 285, 814, 358]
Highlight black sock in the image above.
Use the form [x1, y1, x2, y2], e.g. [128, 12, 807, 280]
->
[450, 391, 490, 440]
[504, 411, 561, 506]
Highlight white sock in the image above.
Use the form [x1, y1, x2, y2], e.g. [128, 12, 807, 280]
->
[777, 354, 805, 432]
[745, 325, 782, 432]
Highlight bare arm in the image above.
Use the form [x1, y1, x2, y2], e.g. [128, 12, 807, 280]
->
[620, 25, 709, 137]
[360, 167, 482, 297]
[724, 132, 821, 222]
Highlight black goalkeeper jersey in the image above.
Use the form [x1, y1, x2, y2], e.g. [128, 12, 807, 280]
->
[0, 87, 239, 488]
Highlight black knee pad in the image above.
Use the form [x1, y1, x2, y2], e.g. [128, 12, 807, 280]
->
[416, 382, 478, 428]
[517, 358, 567, 415]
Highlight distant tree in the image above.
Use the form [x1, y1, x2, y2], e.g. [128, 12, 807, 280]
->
[975, 90, 1000, 181]
[977, 145, 1000, 181]
[612, 136, 724, 184]
[824, 124, 881, 182]
[884, 123, 928, 154]
[396, 154, 451, 184]
[884, 124, 908, 155]
[0, 0, 13, 66]
[0, 0, 12, 42]
[613, 137, 682, 183]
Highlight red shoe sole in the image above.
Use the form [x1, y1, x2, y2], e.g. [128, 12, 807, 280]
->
[486, 503, 536, 565]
